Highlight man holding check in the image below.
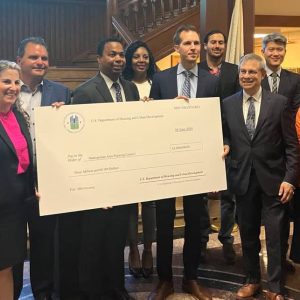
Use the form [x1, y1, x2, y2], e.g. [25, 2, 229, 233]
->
[148, 24, 219, 300]
[71, 36, 139, 300]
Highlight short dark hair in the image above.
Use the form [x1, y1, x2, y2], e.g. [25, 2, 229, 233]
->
[123, 40, 156, 81]
[262, 33, 287, 50]
[97, 36, 123, 56]
[17, 37, 48, 57]
[173, 24, 199, 45]
[203, 29, 227, 44]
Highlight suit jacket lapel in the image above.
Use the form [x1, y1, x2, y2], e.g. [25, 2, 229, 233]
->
[0, 120, 16, 155]
[195, 67, 215, 97]
[13, 108, 33, 159]
[95, 74, 114, 102]
[41, 80, 52, 106]
[261, 77, 270, 91]
[169, 66, 178, 98]
[0, 109, 33, 163]
[120, 78, 134, 101]
[235, 92, 251, 139]
[196, 67, 204, 97]
[253, 90, 271, 139]
[278, 70, 288, 95]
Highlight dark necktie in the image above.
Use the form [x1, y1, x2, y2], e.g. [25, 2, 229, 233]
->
[246, 97, 255, 139]
[112, 82, 123, 102]
[271, 72, 278, 93]
[181, 70, 192, 98]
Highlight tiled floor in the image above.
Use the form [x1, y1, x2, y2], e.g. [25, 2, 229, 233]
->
[20, 227, 300, 299]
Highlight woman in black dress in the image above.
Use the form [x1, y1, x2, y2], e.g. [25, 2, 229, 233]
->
[123, 41, 157, 278]
[0, 60, 35, 299]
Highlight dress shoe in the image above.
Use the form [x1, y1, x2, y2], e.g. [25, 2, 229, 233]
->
[182, 278, 212, 300]
[265, 291, 285, 300]
[222, 243, 236, 265]
[199, 242, 207, 264]
[128, 250, 142, 278]
[142, 249, 153, 278]
[148, 280, 174, 300]
[236, 283, 260, 298]
[284, 260, 296, 273]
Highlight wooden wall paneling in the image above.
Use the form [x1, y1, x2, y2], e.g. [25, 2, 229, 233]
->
[0, 0, 106, 66]
[2, 1, 9, 59]
[255, 15, 300, 28]
[243, 0, 254, 54]
[74, 4, 80, 57]
[199, 0, 254, 59]
[144, 5, 200, 61]
[200, 0, 232, 60]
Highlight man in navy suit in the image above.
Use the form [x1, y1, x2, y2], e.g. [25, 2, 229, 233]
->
[222, 54, 298, 300]
[261, 33, 300, 272]
[148, 24, 218, 300]
[199, 30, 240, 265]
[15, 37, 70, 300]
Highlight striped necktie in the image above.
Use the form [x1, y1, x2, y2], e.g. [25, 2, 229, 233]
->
[246, 97, 255, 139]
[271, 72, 278, 93]
[181, 71, 192, 98]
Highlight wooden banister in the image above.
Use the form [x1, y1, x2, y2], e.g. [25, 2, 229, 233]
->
[112, 16, 136, 44]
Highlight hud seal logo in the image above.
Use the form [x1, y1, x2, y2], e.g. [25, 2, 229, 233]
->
[64, 113, 84, 133]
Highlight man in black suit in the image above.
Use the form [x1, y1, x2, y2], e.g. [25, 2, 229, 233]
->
[199, 30, 240, 265]
[261, 33, 300, 113]
[71, 37, 139, 300]
[148, 24, 219, 300]
[222, 53, 298, 300]
[199, 30, 240, 99]
[261, 33, 300, 272]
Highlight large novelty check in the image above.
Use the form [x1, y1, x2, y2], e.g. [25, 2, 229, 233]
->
[35, 98, 227, 215]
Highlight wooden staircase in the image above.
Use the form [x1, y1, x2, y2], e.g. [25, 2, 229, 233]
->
[49, 0, 200, 89]
[71, 0, 200, 67]
[114, 0, 200, 60]
[46, 67, 98, 90]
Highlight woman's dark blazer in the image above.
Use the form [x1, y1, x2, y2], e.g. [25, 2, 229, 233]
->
[0, 106, 35, 214]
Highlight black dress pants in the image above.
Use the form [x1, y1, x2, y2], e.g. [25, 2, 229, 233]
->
[13, 201, 58, 299]
[290, 188, 300, 263]
[79, 205, 130, 297]
[58, 212, 82, 299]
[28, 212, 58, 298]
[13, 262, 24, 300]
[156, 194, 209, 280]
[236, 171, 287, 293]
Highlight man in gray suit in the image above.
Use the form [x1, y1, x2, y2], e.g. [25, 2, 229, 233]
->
[222, 54, 298, 300]
[72, 37, 139, 300]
